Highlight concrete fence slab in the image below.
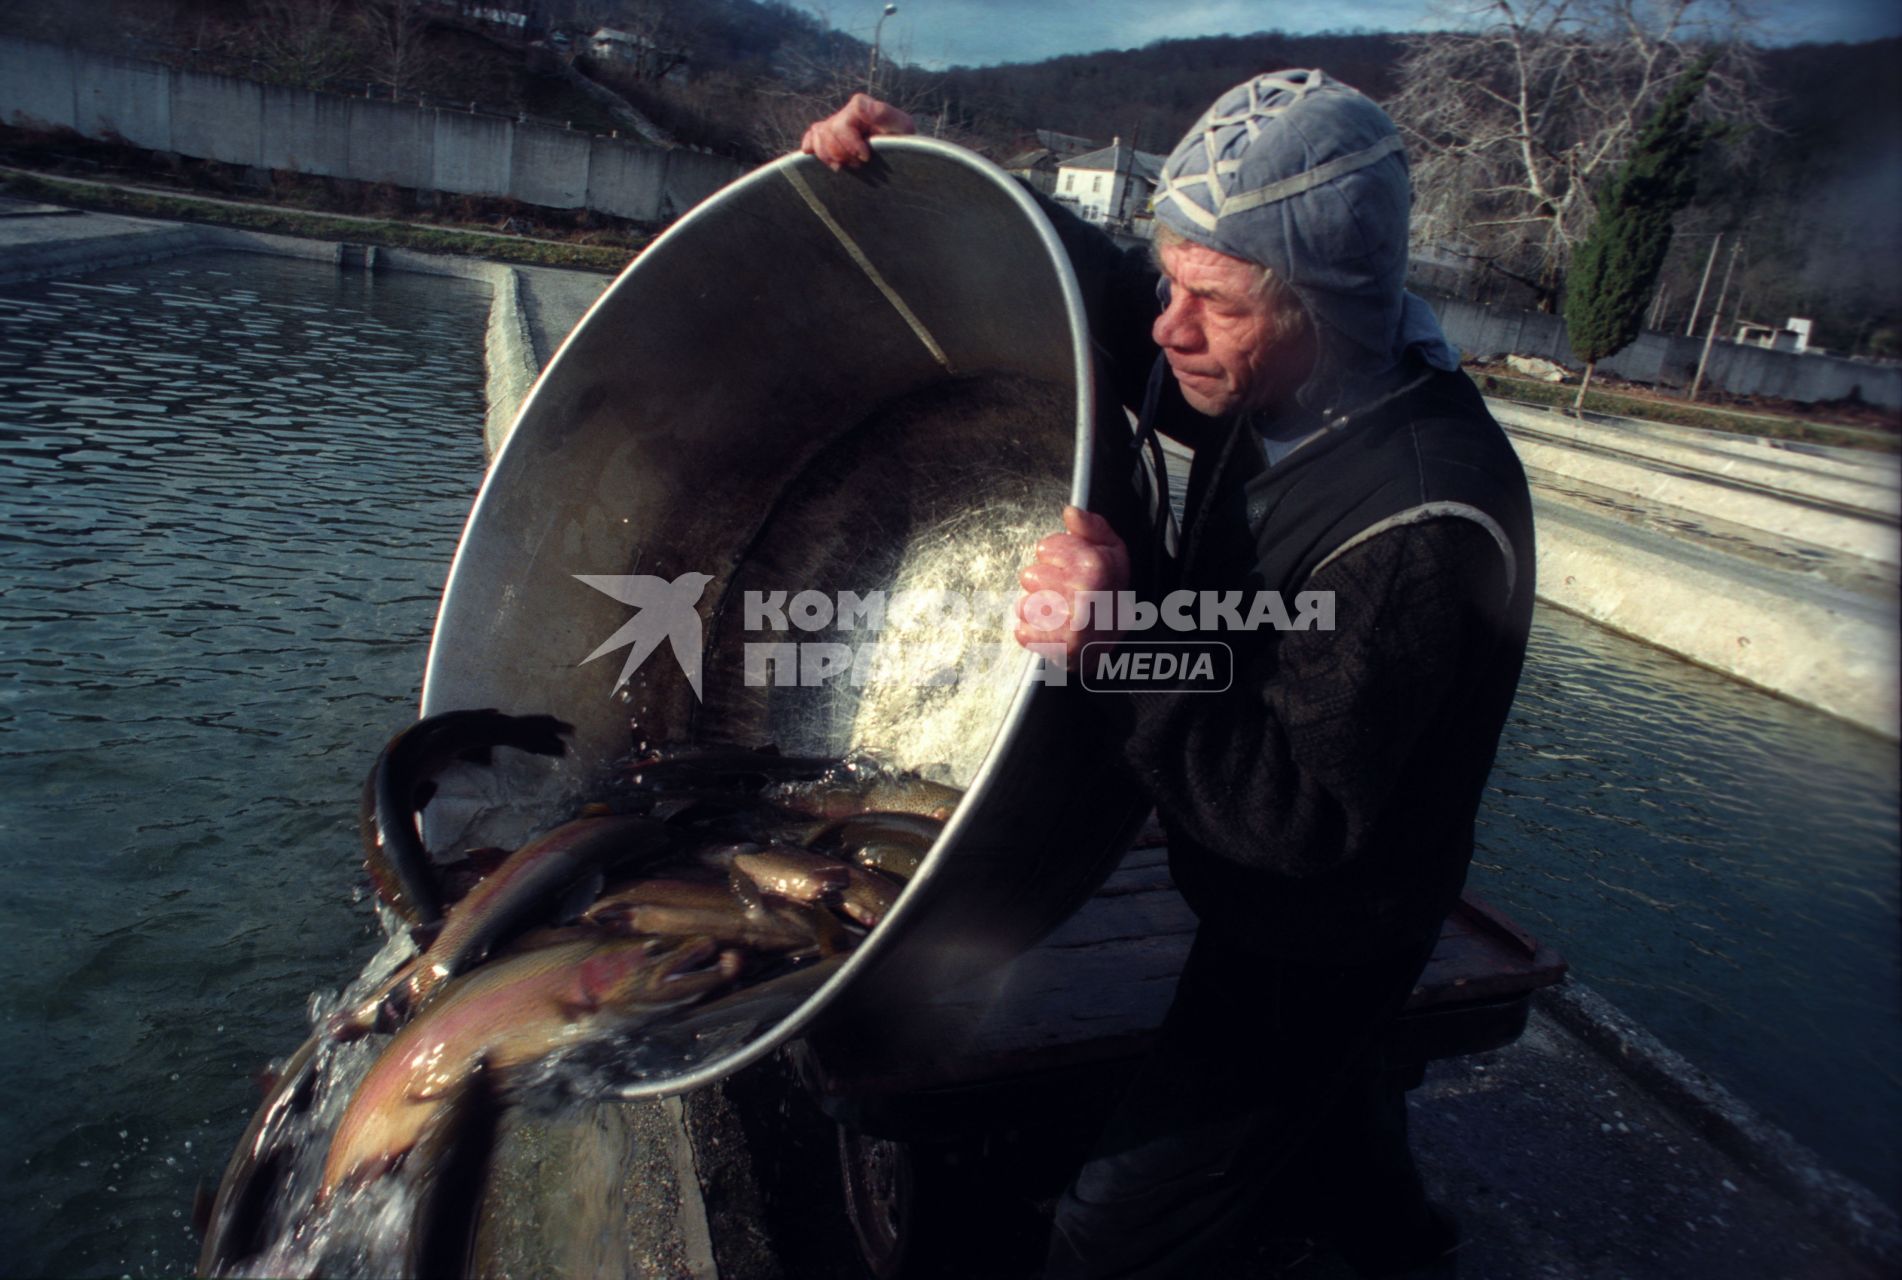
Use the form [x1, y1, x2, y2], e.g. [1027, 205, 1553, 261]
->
[75, 49, 170, 152]
[509, 123, 591, 209]
[259, 83, 338, 177]
[0, 35, 745, 229]
[662, 149, 745, 221]
[433, 110, 514, 198]
[1432, 295, 1902, 411]
[170, 69, 261, 169]
[346, 96, 434, 190]
[0, 38, 75, 130]
[585, 138, 666, 221]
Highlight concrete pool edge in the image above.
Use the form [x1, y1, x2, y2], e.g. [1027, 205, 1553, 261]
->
[1540, 978, 1901, 1270]
[1531, 494, 1900, 740]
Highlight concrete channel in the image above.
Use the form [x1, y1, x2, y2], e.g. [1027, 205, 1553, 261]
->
[3, 200, 1896, 1277]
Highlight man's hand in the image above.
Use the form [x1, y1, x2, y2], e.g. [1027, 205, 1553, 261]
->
[800, 94, 916, 170]
[1015, 506, 1130, 670]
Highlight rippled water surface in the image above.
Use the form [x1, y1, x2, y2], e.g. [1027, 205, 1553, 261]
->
[1473, 605, 1900, 1207]
[1, 249, 1896, 1278]
[0, 251, 489, 1276]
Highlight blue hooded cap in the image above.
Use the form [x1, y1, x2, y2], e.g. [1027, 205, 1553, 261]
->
[1153, 70, 1459, 414]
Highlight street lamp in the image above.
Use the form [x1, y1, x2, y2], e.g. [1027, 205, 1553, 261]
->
[868, 3, 897, 95]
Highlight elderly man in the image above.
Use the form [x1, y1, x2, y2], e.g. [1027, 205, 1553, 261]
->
[807, 70, 1533, 1278]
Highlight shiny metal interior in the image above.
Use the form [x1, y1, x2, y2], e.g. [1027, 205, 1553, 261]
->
[420, 139, 1154, 1095]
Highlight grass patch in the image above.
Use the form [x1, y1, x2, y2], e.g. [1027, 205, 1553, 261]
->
[1473, 368, 1899, 454]
[0, 170, 640, 273]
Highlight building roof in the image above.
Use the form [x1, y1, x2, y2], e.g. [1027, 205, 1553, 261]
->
[1035, 128, 1097, 158]
[1004, 148, 1058, 171]
[1060, 140, 1165, 182]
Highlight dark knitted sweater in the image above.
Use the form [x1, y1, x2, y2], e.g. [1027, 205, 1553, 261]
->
[1045, 199, 1536, 961]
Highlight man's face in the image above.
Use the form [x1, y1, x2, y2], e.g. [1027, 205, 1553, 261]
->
[1152, 239, 1315, 418]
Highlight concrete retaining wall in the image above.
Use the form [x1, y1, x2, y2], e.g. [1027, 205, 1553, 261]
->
[349, 97, 435, 190]
[1534, 497, 1898, 739]
[0, 38, 74, 129]
[508, 122, 591, 209]
[587, 138, 669, 222]
[171, 68, 262, 167]
[1432, 295, 1902, 411]
[1504, 433, 1902, 568]
[0, 36, 743, 223]
[1494, 403, 1902, 517]
[433, 111, 513, 197]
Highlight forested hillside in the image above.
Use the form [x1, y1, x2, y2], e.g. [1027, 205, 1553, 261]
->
[4, 0, 1894, 355]
[930, 32, 1406, 154]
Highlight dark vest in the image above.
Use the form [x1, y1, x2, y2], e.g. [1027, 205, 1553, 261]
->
[1158, 364, 1537, 957]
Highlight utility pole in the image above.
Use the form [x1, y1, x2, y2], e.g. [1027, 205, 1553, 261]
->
[1689, 239, 1741, 402]
[1649, 282, 1670, 331]
[1685, 232, 1722, 337]
[867, 3, 896, 96]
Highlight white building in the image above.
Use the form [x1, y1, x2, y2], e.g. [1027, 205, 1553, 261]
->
[1054, 138, 1164, 229]
[1735, 317, 1816, 354]
[588, 27, 689, 80]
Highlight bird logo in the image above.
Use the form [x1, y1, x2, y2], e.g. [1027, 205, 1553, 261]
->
[575, 572, 714, 700]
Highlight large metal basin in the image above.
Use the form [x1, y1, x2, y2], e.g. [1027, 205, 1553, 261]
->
[419, 139, 1154, 1096]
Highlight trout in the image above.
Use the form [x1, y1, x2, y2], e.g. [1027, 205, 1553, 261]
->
[731, 847, 852, 904]
[396, 816, 681, 1020]
[808, 811, 945, 854]
[732, 847, 899, 928]
[197, 1034, 320, 1275]
[320, 937, 734, 1197]
[584, 879, 822, 952]
[851, 841, 924, 882]
[769, 774, 963, 822]
[360, 710, 570, 926]
[835, 863, 901, 928]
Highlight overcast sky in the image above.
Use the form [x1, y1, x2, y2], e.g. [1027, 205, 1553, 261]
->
[798, 0, 1902, 70]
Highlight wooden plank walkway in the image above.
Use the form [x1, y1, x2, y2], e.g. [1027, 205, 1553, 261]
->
[804, 828, 1566, 1104]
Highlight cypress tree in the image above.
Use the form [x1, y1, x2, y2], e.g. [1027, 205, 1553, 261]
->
[1563, 59, 1715, 410]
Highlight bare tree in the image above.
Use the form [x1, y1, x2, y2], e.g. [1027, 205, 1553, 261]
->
[750, 39, 977, 161]
[1390, 0, 1766, 310]
[242, 0, 356, 88]
[355, 0, 428, 100]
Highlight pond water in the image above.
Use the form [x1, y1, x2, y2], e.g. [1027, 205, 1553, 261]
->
[0, 250, 490, 1276]
[1472, 602, 1900, 1207]
[0, 247, 1894, 1279]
